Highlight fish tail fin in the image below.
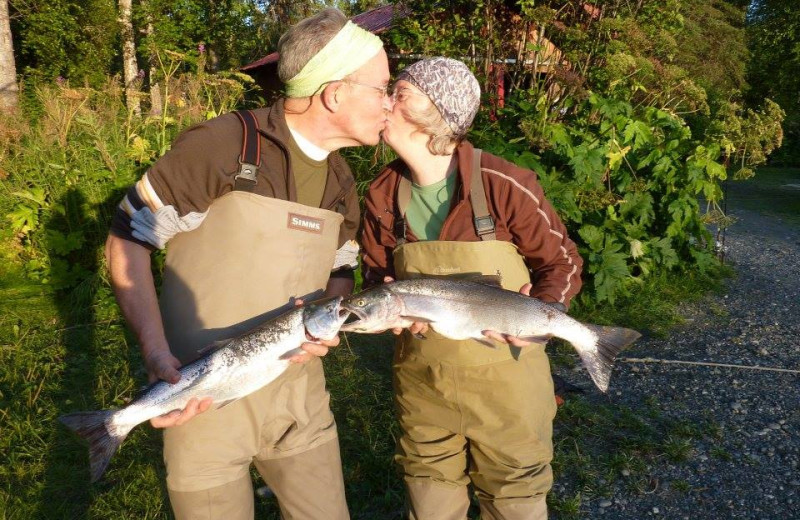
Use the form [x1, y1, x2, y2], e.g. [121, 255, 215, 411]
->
[578, 325, 641, 393]
[58, 410, 127, 482]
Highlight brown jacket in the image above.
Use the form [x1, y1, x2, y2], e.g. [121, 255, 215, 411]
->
[361, 141, 583, 305]
[111, 99, 360, 252]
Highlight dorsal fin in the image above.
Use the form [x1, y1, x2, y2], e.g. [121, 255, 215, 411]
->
[461, 274, 503, 287]
[196, 338, 231, 357]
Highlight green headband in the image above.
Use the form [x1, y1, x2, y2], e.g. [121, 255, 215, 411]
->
[285, 21, 384, 98]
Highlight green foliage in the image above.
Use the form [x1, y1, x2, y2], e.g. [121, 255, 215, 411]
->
[746, 0, 800, 165]
[11, 0, 118, 86]
[138, 0, 281, 74]
[473, 91, 721, 303]
[390, 0, 782, 303]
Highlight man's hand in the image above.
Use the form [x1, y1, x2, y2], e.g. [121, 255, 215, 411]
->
[144, 349, 213, 428]
[144, 349, 182, 384]
[287, 298, 342, 363]
[150, 397, 214, 428]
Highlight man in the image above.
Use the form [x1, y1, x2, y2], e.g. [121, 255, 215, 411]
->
[105, 8, 391, 518]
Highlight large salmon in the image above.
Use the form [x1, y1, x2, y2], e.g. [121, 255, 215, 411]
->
[341, 278, 640, 392]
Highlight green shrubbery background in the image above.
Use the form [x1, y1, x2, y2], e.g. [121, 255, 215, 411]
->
[2, 0, 789, 305]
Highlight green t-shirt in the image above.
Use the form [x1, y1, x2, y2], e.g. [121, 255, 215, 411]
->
[287, 134, 327, 208]
[406, 173, 458, 240]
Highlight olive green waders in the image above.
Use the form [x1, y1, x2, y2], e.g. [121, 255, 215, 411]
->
[391, 150, 556, 519]
[159, 191, 349, 519]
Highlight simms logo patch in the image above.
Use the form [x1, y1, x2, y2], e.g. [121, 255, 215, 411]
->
[288, 213, 324, 234]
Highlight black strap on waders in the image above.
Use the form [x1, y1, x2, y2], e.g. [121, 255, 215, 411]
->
[394, 148, 496, 244]
[395, 169, 412, 246]
[233, 110, 261, 192]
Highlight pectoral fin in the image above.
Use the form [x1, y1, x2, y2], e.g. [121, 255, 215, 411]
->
[400, 315, 433, 323]
[196, 339, 231, 357]
[216, 398, 240, 409]
[516, 335, 552, 344]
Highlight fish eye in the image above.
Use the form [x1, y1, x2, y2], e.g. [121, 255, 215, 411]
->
[357, 299, 366, 307]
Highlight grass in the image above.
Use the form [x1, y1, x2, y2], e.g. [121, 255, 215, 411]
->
[725, 166, 800, 225]
[671, 479, 691, 494]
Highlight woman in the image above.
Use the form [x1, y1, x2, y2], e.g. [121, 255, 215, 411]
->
[360, 57, 584, 519]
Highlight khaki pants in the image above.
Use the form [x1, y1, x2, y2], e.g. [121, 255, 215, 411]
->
[394, 344, 556, 520]
[164, 358, 349, 520]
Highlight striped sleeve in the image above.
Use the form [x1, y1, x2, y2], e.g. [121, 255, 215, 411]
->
[483, 163, 583, 306]
[110, 116, 239, 249]
[111, 173, 208, 249]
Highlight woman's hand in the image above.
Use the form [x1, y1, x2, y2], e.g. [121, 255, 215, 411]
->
[482, 282, 535, 347]
[384, 276, 429, 336]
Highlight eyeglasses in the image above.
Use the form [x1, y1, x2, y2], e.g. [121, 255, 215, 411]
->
[344, 79, 390, 98]
[389, 86, 428, 104]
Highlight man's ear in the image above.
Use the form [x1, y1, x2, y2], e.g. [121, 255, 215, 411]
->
[320, 81, 344, 113]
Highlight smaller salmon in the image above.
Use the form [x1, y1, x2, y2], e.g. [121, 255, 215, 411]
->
[340, 278, 641, 392]
[59, 297, 350, 482]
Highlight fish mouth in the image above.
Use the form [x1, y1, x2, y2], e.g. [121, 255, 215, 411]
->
[302, 297, 352, 341]
[339, 303, 367, 332]
[304, 308, 352, 342]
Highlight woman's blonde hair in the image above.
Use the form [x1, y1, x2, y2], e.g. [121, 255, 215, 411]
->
[401, 99, 462, 156]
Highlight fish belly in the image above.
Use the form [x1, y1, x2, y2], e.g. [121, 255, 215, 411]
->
[112, 327, 304, 430]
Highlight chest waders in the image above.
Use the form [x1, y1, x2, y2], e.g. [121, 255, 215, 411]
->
[160, 110, 350, 520]
[392, 149, 554, 520]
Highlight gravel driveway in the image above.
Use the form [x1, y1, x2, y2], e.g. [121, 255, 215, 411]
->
[554, 203, 800, 519]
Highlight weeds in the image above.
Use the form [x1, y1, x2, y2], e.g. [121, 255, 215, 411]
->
[711, 445, 733, 462]
[1, 70, 256, 294]
[662, 436, 693, 462]
[671, 479, 691, 493]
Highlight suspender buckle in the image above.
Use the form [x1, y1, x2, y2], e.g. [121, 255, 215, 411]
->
[234, 158, 258, 185]
[474, 215, 495, 235]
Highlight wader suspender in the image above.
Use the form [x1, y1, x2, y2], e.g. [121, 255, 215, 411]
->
[469, 148, 497, 241]
[233, 110, 261, 192]
[394, 148, 496, 245]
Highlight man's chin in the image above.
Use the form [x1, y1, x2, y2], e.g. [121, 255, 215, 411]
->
[357, 133, 382, 146]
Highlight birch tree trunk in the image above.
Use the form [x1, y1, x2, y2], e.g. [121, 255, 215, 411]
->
[146, 16, 162, 116]
[0, 0, 19, 111]
[119, 0, 141, 115]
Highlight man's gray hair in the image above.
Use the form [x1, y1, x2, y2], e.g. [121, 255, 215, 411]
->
[277, 8, 348, 83]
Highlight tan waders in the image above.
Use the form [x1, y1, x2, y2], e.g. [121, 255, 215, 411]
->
[392, 150, 556, 519]
[159, 191, 349, 519]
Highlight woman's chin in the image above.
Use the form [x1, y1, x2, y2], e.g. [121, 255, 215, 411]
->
[381, 130, 397, 148]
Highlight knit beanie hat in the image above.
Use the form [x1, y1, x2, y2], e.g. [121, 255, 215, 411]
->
[396, 57, 481, 136]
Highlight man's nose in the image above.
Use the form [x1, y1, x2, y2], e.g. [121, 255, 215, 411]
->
[382, 93, 394, 111]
